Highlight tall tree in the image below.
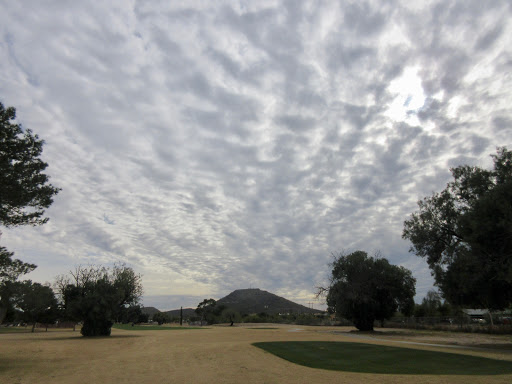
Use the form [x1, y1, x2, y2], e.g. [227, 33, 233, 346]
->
[320, 251, 415, 331]
[1, 101, 60, 323]
[403, 148, 512, 312]
[0, 102, 60, 227]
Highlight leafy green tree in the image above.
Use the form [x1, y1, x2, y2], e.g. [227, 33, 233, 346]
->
[421, 290, 442, 317]
[119, 304, 148, 324]
[152, 312, 170, 325]
[0, 247, 36, 324]
[61, 264, 143, 336]
[196, 298, 222, 325]
[321, 251, 416, 331]
[0, 102, 60, 227]
[221, 308, 241, 326]
[10, 280, 59, 332]
[403, 148, 512, 314]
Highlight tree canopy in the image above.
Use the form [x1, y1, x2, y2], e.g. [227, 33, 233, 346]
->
[60, 264, 143, 336]
[0, 102, 60, 227]
[322, 251, 415, 331]
[0, 247, 37, 324]
[403, 147, 512, 311]
[10, 280, 59, 332]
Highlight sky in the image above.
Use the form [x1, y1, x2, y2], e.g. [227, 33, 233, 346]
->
[1, 0, 511, 311]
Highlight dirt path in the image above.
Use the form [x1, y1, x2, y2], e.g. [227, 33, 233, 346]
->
[1, 324, 511, 384]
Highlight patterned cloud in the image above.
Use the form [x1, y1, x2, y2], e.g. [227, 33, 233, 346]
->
[1, 0, 511, 310]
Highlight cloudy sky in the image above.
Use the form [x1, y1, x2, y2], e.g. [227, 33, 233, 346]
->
[1, 0, 511, 311]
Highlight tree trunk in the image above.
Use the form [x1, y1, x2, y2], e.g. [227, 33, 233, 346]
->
[488, 310, 494, 326]
[0, 305, 7, 325]
[31, 322, 36, 333]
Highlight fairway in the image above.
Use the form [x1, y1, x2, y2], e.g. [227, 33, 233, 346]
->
[112, 324, 205, 331]
[1, 324, 512, 384]
[253, 341, 512, 375]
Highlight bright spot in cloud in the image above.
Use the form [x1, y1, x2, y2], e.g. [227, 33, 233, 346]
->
[385, 66, 426, 125]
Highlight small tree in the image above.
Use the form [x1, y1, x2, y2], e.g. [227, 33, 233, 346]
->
[320, 251, 416, 331]
[421, 290, 443, 317]
[61, 264, 143, 336]
[152, 312, 170, 325]
[196, 299, 219, 325]
[221, 308, 241, 326]
[0, 247, 36, 324]
[11, 280, 59, 332]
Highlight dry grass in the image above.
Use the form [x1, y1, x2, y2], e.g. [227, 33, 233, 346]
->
[1, 324, 511, 384]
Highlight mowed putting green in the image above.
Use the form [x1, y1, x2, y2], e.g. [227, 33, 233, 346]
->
[253, 341, 512, 375]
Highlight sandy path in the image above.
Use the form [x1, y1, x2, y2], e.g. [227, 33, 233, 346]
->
[1, 324, 511, 384]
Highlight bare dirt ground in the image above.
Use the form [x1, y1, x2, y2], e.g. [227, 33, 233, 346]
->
[1, 324, 511, 384]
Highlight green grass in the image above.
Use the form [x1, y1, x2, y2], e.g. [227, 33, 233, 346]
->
[253, 341, 512, 375]
[112, 324, 205, 331]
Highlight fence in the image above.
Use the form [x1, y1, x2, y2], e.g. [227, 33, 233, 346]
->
[382, 315, 512, 334]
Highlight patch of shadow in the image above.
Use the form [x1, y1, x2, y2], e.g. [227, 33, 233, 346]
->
[474, 344, 512, 351]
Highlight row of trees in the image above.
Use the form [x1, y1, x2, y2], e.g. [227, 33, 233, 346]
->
[2, 264, 145, 336]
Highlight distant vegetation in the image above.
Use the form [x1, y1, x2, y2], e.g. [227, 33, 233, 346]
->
[142, 289, 330, 327]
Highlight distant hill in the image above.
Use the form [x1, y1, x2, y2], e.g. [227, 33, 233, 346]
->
[142, 289, 321, 318]
[141, 306, 196, 320]
[164, 308, 196, 318]
[217, 288, 321, 315]
[141, 306, 161, 318]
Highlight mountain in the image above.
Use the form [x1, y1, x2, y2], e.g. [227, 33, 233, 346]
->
[141, 306, 161, 317]
[164, 308, 196, 318]
[217, 288, 321, 315]
[141, 306, 196, 320]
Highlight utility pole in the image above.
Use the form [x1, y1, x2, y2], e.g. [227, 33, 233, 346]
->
[180, 306, 183, 326]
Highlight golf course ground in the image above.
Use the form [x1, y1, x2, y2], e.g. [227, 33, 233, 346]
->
[1, 324, 511, 383]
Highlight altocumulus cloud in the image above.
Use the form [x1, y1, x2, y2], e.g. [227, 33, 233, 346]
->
[1, 0, 511, 310]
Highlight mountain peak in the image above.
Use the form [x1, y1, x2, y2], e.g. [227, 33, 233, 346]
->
[217, 288, 320, 315]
